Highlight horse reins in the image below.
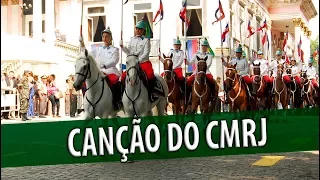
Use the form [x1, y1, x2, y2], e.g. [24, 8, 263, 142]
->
[226, 67, 242, 109]
[76, 58, 105, 120]
[124, 55, 142, 118]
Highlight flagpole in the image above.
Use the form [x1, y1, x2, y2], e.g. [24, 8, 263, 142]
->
[219, 17, 225, 112]
[184, 0, 188, 106]
[120, 0, 124, 73]
[79, 0, 84, 54]
[158, 20, 161, 74]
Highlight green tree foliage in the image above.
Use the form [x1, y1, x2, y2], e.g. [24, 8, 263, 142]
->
[310, 35, 319, 66]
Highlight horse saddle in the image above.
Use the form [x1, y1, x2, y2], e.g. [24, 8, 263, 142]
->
[138, 68, 165, 97]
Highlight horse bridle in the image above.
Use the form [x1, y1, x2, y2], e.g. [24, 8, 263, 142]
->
[225, 67, 242, 108]
[75, 56, 104, 119]
[164, 58, 174, 83]
[126, 54, 141, 86]
[252, 66, 263, 92]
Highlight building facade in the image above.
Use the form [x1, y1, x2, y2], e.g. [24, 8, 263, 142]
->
[1, 0, 317, 79]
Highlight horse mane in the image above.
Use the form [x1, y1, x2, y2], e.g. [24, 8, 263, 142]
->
[77, 50, 103, 76]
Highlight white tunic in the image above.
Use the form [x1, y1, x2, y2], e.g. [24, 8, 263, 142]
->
[305, 66, 317, 79]
[122, 36, 150, 63]
[291, 65, 301, 77]
[90, 45, 121, 77]
[253, 58, 269, 76]
[269, 59, 286, 77]
[188, 51, 213, 74]
[167, 49, 185, 69]
[223, 58, 249, 76]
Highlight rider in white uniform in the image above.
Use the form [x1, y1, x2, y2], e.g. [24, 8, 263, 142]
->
[79, 27, 122, 110]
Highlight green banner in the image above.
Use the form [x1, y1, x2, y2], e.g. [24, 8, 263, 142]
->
[1, 108, 319, 168]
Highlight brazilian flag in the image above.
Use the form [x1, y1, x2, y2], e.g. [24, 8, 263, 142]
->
[208, 44, 215, 57]
[142, 13, 153, 39]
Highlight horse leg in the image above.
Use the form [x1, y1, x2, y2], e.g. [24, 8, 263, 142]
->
[156, 98, 167, 117]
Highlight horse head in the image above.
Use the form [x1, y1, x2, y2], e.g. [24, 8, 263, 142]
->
[286, 65, 293, 80]
[163, 53, 174, 82]
[196, 56, 208, 84]
[225, 63, 237, 91]
[300, 70, 308, 84]
[74, 49, 91, 91]
[126, 54, 140, 86]
[252, 62, 261, 82]
[277, 63, 285, 77]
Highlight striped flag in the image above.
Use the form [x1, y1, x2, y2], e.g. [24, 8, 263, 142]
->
[247, 20, 255, 38]
[153, 0, 164, 24]
[212, 0, 225, 25]
[187, 39, 198, 72]
[179, 1, 190, 26]
[297, 36, 302, 57]
[221, 23, 229, 42]
[142, 13, 153, 39]
[256, 19, 267, 31]
[282, 30, 288, 50]
[262, 31, 267, 45]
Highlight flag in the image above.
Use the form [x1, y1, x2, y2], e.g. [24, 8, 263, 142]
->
[282, 30, 288, 50]
[153, 0, 164, 24]
[267, 33, 270, 51]
[179, 1, 190, 26]
[142, 13, 153, 39]
[221, 23, 229, 42]
[187, 39, 198, 72]
[246, 20, 255, 38]
[297, 36, 302, 57]
[124, 0, 128, 5]
[285, 53, 290, 64]
[212, 0, 225, 25]
[256, 19, 267, 31]
[262, 31, 267, 45]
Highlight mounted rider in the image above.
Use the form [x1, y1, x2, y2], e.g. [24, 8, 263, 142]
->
[222, 44, 255, 98]
[289, 58, 302, 88]
[185, 38, 216, 100]
[79, 27, 122, 111]
[269, 49, 291, 88]
[120, 20, 159, 103]
[252, 49, 272, 94]
[159, 36, 185, 89]
[304, 57, 319, 91]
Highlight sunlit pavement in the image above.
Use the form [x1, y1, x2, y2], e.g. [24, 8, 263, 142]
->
[1, 151, 318, 180]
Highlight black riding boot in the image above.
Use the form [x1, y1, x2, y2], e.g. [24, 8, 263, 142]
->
[148, 77, 157, 102]
[112, 82, 123, 111]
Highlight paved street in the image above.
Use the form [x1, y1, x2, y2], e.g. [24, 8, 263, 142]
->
[1, 151, 318, 180]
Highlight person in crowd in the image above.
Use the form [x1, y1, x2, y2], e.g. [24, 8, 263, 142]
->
[65, 78, 71, 116]
[68, 75, 78, 117]
[33, 75, 40, 116]
[47, 74, 60, 118]
[17, 70, 31, 121]
[38, 75, 48, 118]
[27, 73, 36, 118]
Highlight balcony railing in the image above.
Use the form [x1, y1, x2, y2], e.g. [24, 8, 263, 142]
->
[54, 40, 79, 60]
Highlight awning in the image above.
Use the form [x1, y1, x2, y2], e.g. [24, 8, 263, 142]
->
[1, 33, 65, 65]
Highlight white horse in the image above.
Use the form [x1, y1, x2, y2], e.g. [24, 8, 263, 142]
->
[73, 50, 120, 119]
[122, 54, 168, 117]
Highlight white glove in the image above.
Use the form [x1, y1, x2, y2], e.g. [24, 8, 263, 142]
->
[119, 40, 123, 46]
[79, 36, 83, 42]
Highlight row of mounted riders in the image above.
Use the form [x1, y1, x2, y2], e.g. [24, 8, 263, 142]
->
[85, 55, 318, 114]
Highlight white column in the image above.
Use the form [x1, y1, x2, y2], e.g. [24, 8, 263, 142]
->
[304, 28, 310, 63]
[45, 0, 55, 45]
[293, 18, 302, 63]
[33, 0, 42, 42]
